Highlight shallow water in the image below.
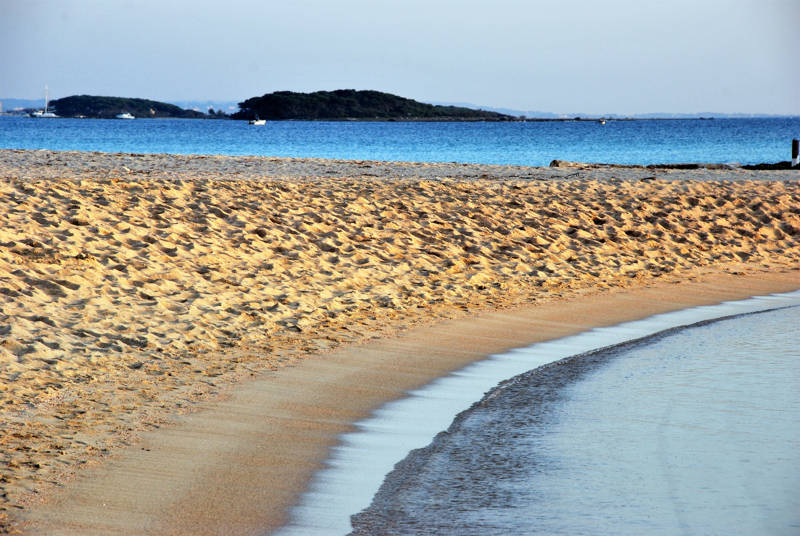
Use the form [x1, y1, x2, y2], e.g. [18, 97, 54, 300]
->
[351, 306, 800, 535]
[2, 116, 799, 166]
[274, 291, 800, 535]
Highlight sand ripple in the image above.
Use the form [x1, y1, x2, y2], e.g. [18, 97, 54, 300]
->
[0, 150, 798, 523]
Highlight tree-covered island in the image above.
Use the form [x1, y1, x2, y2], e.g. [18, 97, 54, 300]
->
[46, 90, 517, 121]
[49, 95, 209, 118]
[232, 89, 515, 121]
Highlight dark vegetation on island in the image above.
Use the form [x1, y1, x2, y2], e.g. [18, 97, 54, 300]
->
[49, 95, 214, 119]
[231, 89, 516, 121]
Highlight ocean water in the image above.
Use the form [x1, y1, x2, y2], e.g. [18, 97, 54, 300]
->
[350, 305, 800, 535]
[1, 116, 799, 166]
[272, 291, 800, 535]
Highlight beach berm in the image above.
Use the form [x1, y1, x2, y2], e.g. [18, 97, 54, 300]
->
[0, 149, 798, 533]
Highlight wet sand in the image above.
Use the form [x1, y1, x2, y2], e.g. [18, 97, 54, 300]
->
[0, 149, 798, 533]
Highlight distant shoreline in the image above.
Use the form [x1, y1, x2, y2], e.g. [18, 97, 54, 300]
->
[1, 148, 797, 179]
[1, 148, 796, 175]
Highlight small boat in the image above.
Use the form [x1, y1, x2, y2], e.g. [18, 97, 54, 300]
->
[249, 115, 266, 125]
[30, 110, 58, 118]
[116, 112, 135, 120]
[598, 119, 606, 125]
[30, 85, 58, 118]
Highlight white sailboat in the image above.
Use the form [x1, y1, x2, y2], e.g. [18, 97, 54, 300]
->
[248, 114, 266, 125]
[30, 86, 58, 118]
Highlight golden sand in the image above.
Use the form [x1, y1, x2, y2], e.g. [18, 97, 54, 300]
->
[0, 150, 798, 531]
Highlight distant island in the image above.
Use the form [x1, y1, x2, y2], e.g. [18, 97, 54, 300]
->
[48, 95, 211, 119]
[231, 89, 516, 121]
[5, 92, 792, 121]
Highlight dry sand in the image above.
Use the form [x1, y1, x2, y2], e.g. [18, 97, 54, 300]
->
[0, 149, 798, 534]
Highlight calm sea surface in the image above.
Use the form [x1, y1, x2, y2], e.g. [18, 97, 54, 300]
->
[1, 116, 798, 166]
[350, 306, 800, 535]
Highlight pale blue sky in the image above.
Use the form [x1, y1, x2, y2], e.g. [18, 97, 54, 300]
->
[3, 0, 798, 114]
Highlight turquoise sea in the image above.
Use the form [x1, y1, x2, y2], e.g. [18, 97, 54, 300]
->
[1, 116, 798, 166]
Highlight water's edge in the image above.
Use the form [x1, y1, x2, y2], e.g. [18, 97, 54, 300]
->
[348, 304, 798, 534]
[274, 290, 800, 535]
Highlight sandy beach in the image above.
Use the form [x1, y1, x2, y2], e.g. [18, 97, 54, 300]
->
[0, 149, 798, 534]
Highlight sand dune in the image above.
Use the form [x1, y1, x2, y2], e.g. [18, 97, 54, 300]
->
[0, 149, 798, 529]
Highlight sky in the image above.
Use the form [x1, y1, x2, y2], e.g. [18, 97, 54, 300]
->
[2, 0, 799, 115]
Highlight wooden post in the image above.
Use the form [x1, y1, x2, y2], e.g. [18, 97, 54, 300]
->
[793, 139, 799, 167]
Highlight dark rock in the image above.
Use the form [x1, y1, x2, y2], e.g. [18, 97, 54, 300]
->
[742, 161, 797, 170]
